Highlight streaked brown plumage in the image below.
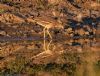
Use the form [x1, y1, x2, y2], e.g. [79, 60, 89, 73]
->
[26, 16, 64, 39]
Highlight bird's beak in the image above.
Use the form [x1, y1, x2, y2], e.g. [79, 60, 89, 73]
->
[60, 24, 64, 29]
[61, 26, 64, 29]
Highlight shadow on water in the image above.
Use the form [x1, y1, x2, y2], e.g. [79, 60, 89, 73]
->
[67, 17, 99, 29]
[67, 19, 79, 29]
[82, 17, 99, 28]
[67, 0, 83, 8]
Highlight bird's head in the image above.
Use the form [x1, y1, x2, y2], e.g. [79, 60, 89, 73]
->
[56, 20, 64, 29]
[58, 24, 64, 29]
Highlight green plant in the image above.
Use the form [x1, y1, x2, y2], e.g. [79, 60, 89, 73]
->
[44, 63, 59, 71]
[61, 52, 82, 64]
[6, 57, 27, 74]
[1, 0, 11, 3]
[25, 66, 36, 75]
[61, 63, 76, 76]
[96, 60, 100, 69]
[0, 9, 5, 14]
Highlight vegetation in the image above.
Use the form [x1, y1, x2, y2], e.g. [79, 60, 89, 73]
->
[61, 51, 82, 64]
[0, 9, 5, 14]
[0, 0, 11, 3]
[0, 58, 77, 76]
[95, 60, 100, 69]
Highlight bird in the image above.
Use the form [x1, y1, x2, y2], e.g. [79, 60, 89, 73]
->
[26, 16, 64, 39]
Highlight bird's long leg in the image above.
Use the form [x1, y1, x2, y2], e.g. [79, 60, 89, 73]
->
[47, 29, 52, 39]
[43, 28, 46, 39]
[47, 40, 52, 51]
[43, 28, 46, 51]
[44, 38, 47, 51]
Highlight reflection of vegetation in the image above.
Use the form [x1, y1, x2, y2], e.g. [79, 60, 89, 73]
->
[94, 60, 100, 76]
[0, 51, 98, 76]
[62, 52, 82, 64]
[95, 60, 100, 69]
[0, 60, 77, 76]
[0, 52, 82, 76]
[0, 9, 5, 13]
[1, 0, 11, 3]
[61, 63, 76, 76]
[0, 50, 86, 76]
[1, 57, 28, 75]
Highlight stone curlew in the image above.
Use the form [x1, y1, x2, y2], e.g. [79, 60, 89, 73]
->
[26, 16, 64, 39]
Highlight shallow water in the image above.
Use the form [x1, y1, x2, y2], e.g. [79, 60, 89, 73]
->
[0, 37, 100, 76]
